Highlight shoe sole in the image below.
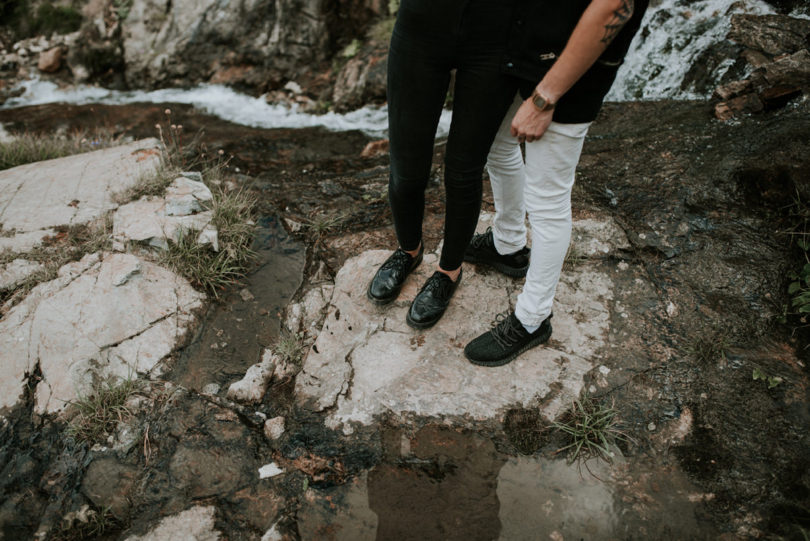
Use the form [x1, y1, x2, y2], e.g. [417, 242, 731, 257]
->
[366, 251, 424, 306]
[463, 253, 528, 278]
[465, 324, 552, 367]
[405, 310, 440, 330]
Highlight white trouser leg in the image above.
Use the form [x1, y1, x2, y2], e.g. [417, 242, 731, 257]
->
[486, 95, 527, 255]
[515, 120, 590, 327]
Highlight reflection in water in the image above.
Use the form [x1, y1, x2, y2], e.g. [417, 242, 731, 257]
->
[367, 426, 506, 541]
[497, 456, 617, 540]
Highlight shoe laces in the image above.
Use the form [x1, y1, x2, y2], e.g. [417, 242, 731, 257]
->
[423, 272, 453, 298]
[490, 311, 526, 349]
[381, 248, 412, 271]
[470, 227, 494, 250]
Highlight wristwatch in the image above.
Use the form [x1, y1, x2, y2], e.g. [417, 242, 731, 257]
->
[530, 88, 556, 112]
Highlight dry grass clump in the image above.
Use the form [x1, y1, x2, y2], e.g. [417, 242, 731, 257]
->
[66, 377, 141, 445]
[0, 130, 120, 171]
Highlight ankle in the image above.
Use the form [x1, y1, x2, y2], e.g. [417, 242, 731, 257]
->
[437, 266, 461, 282]
[402, 243, 421, 258]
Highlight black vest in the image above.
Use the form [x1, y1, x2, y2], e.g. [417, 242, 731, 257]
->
[502, 0, 649, 123]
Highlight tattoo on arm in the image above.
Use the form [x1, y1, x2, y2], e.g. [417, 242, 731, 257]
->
[601, 0, 634, 44]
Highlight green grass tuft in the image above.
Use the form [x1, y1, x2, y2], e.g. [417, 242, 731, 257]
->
[552, 394, 627, 464]
[276, 330, 306, 366]
[66, 377, 141, 445]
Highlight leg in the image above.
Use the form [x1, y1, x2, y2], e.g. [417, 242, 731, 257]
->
[438, 65, 518, 272]
[386, 24, 451, 253]
[515, 121, 591, 327]
[486, 94, 528, 255]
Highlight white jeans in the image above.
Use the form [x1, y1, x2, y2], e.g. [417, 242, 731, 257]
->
[486, 94, 591, 327]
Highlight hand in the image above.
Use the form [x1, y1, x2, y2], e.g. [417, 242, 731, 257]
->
[510, 99, 554, 143]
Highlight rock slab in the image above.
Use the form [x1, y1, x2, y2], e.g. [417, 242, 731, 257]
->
[295, 216, 622, 429]
[0, 252, 204, 413]
[0, 139, 161, 253]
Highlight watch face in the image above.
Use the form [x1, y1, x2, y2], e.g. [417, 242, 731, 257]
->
[532, 94, 549, 110]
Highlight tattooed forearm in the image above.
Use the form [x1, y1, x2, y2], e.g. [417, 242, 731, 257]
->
[601, 0, 634, 44]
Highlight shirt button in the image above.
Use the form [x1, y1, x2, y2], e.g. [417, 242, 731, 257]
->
[506, 62, 514, 68]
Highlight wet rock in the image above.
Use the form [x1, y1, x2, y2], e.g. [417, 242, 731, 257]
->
[298, 472, 377, 540]
[230, 485, 284, 532]
[124, 505, 221, 541]
[169, 445, 249, 498]
[0, 139, 160, 254]
[0, 258, 45, 290]
[264, 416, 285, 440]
[295, 215, 621, 429]
[728, 14, 810, 56]
[0, 252, 205, 412]
[227, 353, 277, 403]
[37, 47, 63, 73]
[82, 457, 138, 519]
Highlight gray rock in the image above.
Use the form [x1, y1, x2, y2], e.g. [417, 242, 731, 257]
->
[202, 383, 221, 395]
[82, 457, 138, 519]
[164, 176, 213, 216]
[124, 505, 221, 541]
[263, 416, 285, 440]
[0, 252, 205, 412]
[227, 353, 277, 403]
[296, 217, 624, 430]
[113, 197, 218, 251]
[0, 139, 160, 255]
[0, 258, 45, 290]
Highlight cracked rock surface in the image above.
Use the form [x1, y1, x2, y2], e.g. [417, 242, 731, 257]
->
[296, 215, 625, 429]
[0, 139, 161, 252]
[0, 251, 205, 412]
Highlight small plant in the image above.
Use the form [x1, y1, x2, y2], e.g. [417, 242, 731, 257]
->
[563, 243, 587, 270]
[54, 504, 121, 541]
[112, 0, 133, 20]
[552, 394, 627, 464]
[67, 376, 141, 445]
[304, 212, 344, 240]
[688, 327, 730, 363]
[341, 39, 362, 59]
[752, 366, 784, 389]
[276, 330, 306, 366]
[788, 238, 810, 315]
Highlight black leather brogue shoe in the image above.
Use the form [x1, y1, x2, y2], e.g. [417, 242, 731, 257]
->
[406, 269, 462, 329]
[367, 245, 424, 305]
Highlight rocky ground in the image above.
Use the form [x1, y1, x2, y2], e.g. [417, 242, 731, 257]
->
[0, 94, 808, 540]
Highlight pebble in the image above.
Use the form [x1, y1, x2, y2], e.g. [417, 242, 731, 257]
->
[202, 383, 221, 395]
[258, 462, 284, 479]
[648, 422, 657, 431]
[264, 416, 286, 440]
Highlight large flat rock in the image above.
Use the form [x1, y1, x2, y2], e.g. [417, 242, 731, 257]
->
[0, 139, 160, 249]
[295, 216, 625, 429]
[0, 252, 204, 413]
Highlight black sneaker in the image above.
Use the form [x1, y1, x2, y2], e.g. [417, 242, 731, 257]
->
[464, 228, 529, 278]
[465, 311, 552, 367]
[367, 245, 424, 305]
[406, 269, 462, 329]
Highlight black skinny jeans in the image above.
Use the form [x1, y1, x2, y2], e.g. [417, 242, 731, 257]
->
[387, 0, 519, 271]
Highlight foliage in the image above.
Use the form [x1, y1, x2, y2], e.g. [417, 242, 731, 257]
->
[788, 238, 810, 314]
[53, 504, 122, 541]
[688, 326, 729, 364]
[66, 377, 140, 445]
[341, 39, 361, 59]
[752, 366, 784, 389]
[552, 394, 628, 464]
[33, 3, 82, 35]
[276, 330, 306, 366]
[112, 0, 133, 20]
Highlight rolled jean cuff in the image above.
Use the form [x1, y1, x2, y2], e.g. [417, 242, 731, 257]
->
[515, 304, 551, 328]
